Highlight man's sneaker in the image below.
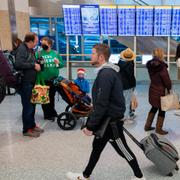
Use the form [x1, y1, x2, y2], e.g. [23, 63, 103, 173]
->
[124, 119, 134, 125]
[23, 129, 40, 138]
[129, 113, 137, 120]
[131, 176, 146, 180]
[66, 172, 90, 180]
[33, 126, 44, 133]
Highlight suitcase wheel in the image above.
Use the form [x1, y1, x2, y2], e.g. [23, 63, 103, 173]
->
[175, 165, 179, 171]
[167, 172, 173, 177]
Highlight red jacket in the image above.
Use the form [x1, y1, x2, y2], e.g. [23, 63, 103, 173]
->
[146, 58, 172, 108]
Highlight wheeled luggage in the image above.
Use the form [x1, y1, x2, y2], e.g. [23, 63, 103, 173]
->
[123, 127, 179, 176]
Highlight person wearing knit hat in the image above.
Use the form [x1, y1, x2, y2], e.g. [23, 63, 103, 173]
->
[118, 48, 137, 124]
[74, 68, 90, 94]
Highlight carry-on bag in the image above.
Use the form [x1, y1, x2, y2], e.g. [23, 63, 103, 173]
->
[123, 127, 179, 176]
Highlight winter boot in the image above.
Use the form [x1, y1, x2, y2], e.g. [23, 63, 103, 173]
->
[144, 112, 155, 131]
[156, 116, 168, 135]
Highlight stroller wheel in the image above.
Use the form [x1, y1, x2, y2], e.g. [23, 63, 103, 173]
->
[65, 105, 71, 112]
[57, 112, 77, 130]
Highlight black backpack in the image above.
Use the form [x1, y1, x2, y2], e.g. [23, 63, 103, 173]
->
[117, 60, 136, 90]
[0, 50, 23, 90]
[0, 75, 6, 103]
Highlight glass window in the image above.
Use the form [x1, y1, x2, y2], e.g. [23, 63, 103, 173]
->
[30, 17, 49, 23]
[84, 36, 100, 55]
[38, 24, 50, 36]
[30, 23, 38, 34]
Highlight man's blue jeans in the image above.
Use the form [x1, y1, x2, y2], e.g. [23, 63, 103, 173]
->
[19, 82, 36, 133]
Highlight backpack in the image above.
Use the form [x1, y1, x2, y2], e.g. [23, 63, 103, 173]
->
[0, 50, 23, 89]
[117, 60, 136, 90]
[0, 75, 6, 103]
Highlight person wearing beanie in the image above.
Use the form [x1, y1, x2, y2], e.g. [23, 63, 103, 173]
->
[74, 68, 90, 94]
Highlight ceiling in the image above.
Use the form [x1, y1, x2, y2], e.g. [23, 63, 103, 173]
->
[29, 0, 116, 17]
[28, 0, 180, 17]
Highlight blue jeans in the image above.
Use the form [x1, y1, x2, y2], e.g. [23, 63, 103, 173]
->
[123, 88, 133, 119]
[19, 82, 36, 133]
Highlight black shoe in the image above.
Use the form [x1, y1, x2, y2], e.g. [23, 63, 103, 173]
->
[44, 117, 55, 122]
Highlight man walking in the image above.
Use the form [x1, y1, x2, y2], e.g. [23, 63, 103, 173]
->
[66, 44, 145, 180]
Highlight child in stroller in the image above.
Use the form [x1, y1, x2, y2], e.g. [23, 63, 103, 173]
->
[53, 76, 92, 130]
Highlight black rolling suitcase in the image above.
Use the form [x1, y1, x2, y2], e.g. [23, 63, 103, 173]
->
[123, 127, 179, 176]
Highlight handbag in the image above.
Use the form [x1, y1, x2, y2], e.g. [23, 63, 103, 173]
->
[161, 90, 180, 111]
[31, 73, 50, 104]
[131, 93, 138, 110]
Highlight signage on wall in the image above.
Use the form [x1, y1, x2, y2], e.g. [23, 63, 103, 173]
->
[62, 5, 179, 37]
[80, 4, 100, 35]
[136, 6, 154, 36]
[100, 5, 117, 36]
[118, 6, 135, 36]
[63, 5, 82, 35]
[154, 6, 172, 36]
[171, 6, 180, 36]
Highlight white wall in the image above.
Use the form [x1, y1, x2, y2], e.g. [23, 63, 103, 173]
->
[0, 0, 8, 10]
[14, 0, 29, 13]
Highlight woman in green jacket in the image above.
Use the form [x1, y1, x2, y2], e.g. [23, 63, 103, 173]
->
[36, 37, 64, 121]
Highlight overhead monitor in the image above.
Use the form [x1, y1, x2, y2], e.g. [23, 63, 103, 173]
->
[171, 6, 180, 36]
[63, 5, 82, 35]
[142, 55, 152, 65]
[154, 6, 172, 36]
[80, 4, 100, 35]
[109, 54, 120, 64]
[136, 6, 154, 36]
[100, 5, 117, 36]
[118, 6, 135, 36]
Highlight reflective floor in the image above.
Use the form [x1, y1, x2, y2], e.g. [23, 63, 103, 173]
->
[0, 84, 180, 180]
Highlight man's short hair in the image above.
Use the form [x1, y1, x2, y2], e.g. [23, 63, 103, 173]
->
[24, 32, 37, 43]
[93, 44, 111, 61]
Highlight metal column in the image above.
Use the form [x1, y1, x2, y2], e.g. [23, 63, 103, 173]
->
[7, 0, 17, 41]
[134, 36, 137, 76]
[66, 36, 70, 79]
[81, 35, 84, 61]
[167, 36, 170, 71]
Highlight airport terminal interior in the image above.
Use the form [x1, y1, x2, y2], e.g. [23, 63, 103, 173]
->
[1, 0, 180, 179]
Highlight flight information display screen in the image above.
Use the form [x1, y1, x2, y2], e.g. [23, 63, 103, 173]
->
[118, 6, 135, 36]
[80, 4, 100, 35]
[171, 6, 180, 36]
[154, 6, 172, 36]
[136, 6, 154, 36]
[63, 5, 82, 35]
[100, 5, 117, 36]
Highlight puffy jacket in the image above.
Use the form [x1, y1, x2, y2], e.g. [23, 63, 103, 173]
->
[146, 58, 172, 108]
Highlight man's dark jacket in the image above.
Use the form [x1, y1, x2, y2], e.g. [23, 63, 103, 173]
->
[15, 43, 36, 83]
[86, 63, 125, 131]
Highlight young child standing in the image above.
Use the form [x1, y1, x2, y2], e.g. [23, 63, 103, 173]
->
[74, 68, 90, 94]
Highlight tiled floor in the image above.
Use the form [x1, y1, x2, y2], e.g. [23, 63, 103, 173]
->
[0, 84, 180, 180]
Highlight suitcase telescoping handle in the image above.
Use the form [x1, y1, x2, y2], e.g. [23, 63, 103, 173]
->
[123, 127, 144, 151]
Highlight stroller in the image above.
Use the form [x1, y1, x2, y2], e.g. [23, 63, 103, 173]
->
[53, 76, 92, 130]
